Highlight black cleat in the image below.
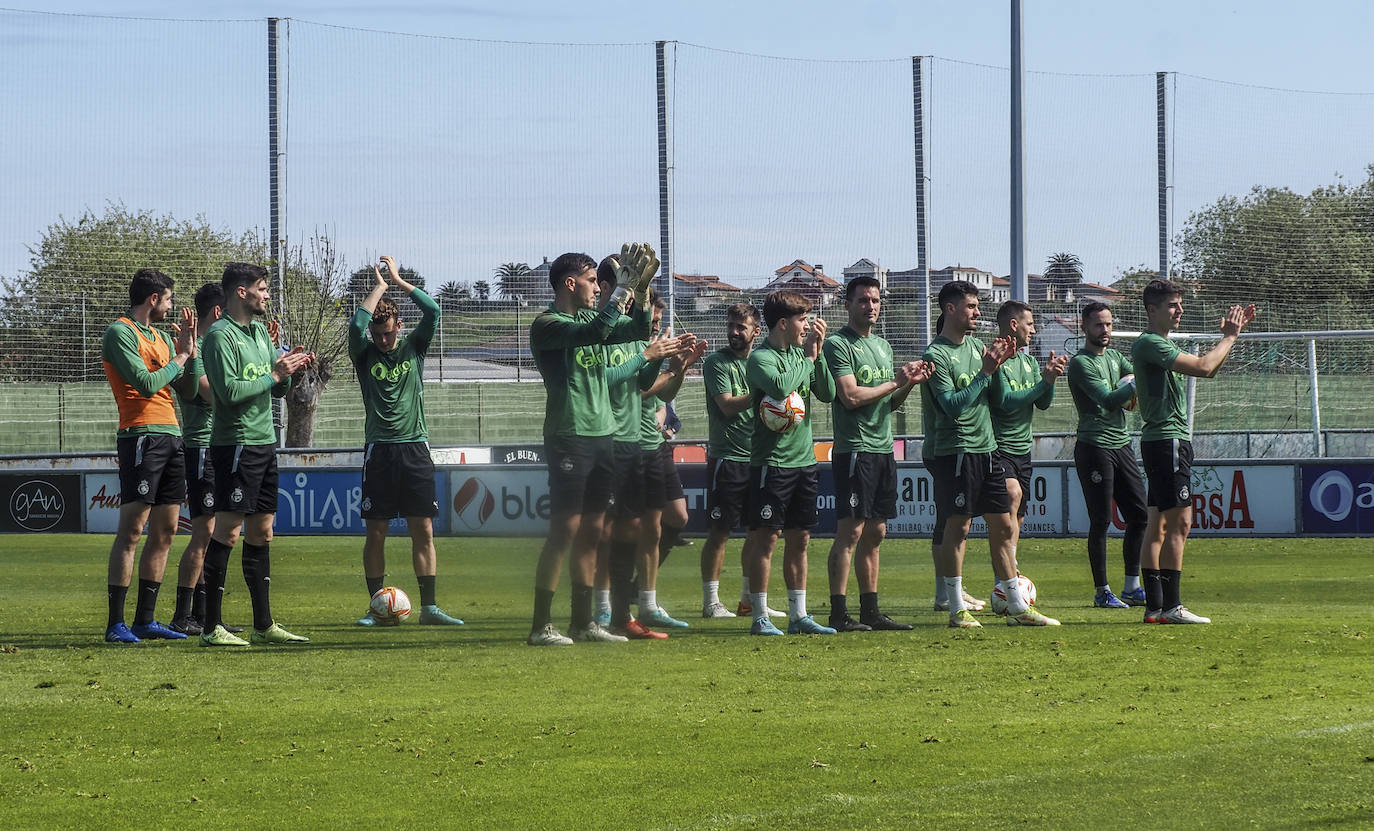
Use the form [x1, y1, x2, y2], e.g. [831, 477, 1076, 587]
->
[861, 612, 914, 631]
[170, 616, 204, 636]
[828, 615, 873, 633]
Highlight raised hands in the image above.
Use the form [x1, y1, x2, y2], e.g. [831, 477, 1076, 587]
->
[1220, 304, 1257, 337]
[645, 330, 696, 362]
[607, 242, 660, 311]
[173, 306, 197, 359]
[271, 345, 315, 384]
[981, 335, 1016, 375]
[898, 359, 933, 386]
[804, 315, 828, 360]
[670, 337, 709, 374]
[1041, 350, 1068, 383]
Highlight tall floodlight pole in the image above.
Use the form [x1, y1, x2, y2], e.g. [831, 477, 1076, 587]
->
[656, 41, 674, 328]
[1009, 0, 1027, 301]
[268, 18, 287, 445]
[912, 56, 931, 346]
[1156, 72, 1170, 279]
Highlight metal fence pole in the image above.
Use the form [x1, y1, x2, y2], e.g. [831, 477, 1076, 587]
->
[912, 56, 930, 346]
[268, 17, 287, 446]
[656, 41, 674, 326]
[1157, 71, 1170, 279]
[1308, 338, 1322, 456]
[1009, 0, 1026, 301]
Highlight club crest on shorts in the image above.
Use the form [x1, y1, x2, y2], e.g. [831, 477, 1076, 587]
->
[560, 457, 575, 473]
[362, 497, 372, 511]
[710, 506, 721, 520]
[203, 493, 214, 508]
[137, 480, 149, 495]
[759, 504, 773, 520]
[231, 487, 244, 504]
[849, 493, 859, 508]
[1090, 471, 1103, 484]
[1178, 486, 1190, 501]
[954, 493, 966, 508]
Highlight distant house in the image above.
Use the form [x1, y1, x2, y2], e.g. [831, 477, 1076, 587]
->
[520, 256, 556, 305]
[761, 260, 841, 308]
[842, 258, 889, 292]
[673, 273, 744, 312]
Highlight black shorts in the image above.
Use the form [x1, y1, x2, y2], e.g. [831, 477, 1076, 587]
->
[641, 443, 684, 510]
[1073, 441, 1147, 526]
[608, 440, 646, 519]
[832, 451, 897, 520]
[183, 446, 216, 519]
[1140, 438, 1194, 511]
[211, 444, 279, 516]
[706, 457, 751, 531]
[927, 451, 1010, 519]
[117, 434, 186, 506]
[992, 449, 1033, 519]
[749, 464, 819, 531]
[545, 434, 615, 515]
[362, 441, 438, 520]
[922, 453, 947, 545]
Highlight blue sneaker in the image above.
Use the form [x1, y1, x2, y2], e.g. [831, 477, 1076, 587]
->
[750, 616, 785, 636]
[131, 620, 188, 640]
[786, 615, 837, 635]
[105, 622, 140, 644]
[419, 605, 465, 626]
[1094, 589, 1130, 609]
[1121, 586, 1147, 607]
[356, 611, 398, 627]
[641, 607, 690, 629]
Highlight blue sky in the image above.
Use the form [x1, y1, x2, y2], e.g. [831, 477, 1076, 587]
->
[4, 1, 1374, 291]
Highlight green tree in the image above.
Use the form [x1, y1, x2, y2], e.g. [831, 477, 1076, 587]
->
[495, 262, 540, 300]
[275, 233, 353, 448]
[1043, 252, 1084, 302]
[436, 280, 469, 305]
[0, 204, 261, 382]
[472, 280, 491, 301]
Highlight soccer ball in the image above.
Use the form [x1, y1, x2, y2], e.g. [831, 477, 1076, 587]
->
[369, 586, 412, 623]
[759, 391, 806, 433]
[1117, 374, 1137, 411]
[989, 574, 1037, 615]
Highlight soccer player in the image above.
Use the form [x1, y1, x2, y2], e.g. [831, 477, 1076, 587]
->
[169, 282, 224, 636]
[351, 255, 465, 627]
[100, 268, 196, 643]
[699, 303, 779, 619]
[922, 280, 1058, 628]
[1132, 280, 1255, 624]
[823, 276, 931, 632]
[989, 300, 1067, 578]
[198, 262, 315, 647]
[743, 289, 837, 636]
[526, 244, 657, 646]
[1067, 302, 1148, 609]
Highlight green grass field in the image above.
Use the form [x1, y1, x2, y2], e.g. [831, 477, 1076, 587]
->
[2, 534, 1371, 829]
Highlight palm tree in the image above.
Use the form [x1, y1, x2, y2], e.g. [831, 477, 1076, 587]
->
[472, 280, 491, 301]
[1044, 252, 1084, 284]
[435, 280, 469, 306]
[494, 262, 533, 300]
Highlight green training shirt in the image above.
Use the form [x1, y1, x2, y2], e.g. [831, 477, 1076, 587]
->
[348, 288, 438, 444]
[745, 340, 836, 469]
[1067, 347, 1137, 450]
[530, 302, 649, 439]
[702, 348, 753, 463]
[989, 350, 1055, 456]
[823, 326, 898, 454]
[639, 385, 666, 452]
[921, 335, 996, 456]
[173, 344, 212, 448]
[602, 339, 659, 444]
[1131, 332, 1189, 441]
[203, 315, 291, 447]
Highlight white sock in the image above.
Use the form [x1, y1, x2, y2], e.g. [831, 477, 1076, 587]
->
[750, 591, 767, 619]
[787, 590, 807, 621]
[595, 589, 611, 615]
[1124, 574, 1141, 592]
[639, 589, 657, 613]
[740, 576, 751, 603]
[998, 577, 1028, 615]
[704, 580, 720, 607]
[943, 576, 964, 614]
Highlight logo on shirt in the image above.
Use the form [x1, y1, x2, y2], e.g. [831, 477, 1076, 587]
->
[574, 348, 603, 369]
[242, 362, 273, 381]
[370, 360, 414, 383]
[855, 363, 894, 385]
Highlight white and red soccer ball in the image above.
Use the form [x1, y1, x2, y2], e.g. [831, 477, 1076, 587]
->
[369, 586, 412, 623]
[989, 574, 1037, 615]
[759, 392, 806, 433]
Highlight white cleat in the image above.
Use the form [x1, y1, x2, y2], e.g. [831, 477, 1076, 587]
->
[702, 601, 736, 619]
[526, 623, 574, 646]
[1161, 605, 1210, 624]
[569, 620, 629, 643]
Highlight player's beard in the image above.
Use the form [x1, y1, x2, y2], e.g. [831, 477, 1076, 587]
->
[728, 334, 748, 353]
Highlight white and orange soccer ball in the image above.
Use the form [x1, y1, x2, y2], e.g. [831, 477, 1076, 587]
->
[369, 586, 412, 623]
[989, 574, 1037, 616]
[759, 391, 806, 433]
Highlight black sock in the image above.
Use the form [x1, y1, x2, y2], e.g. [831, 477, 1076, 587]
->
[609, 540, 636, 627]
[1142, 568, 1163, 611]
[658, 526, 682, 565]
[192, 580, 207, 625]
[830, 594, 847, 621]
[417, 575, 436, 607]
[202, 539, 233, 630]
[532, 588, 555, 631]
[366, 575, 385, 600]
[570, 584, 594, 629]
[107, 584, 129, 629]
[132, 579, 161, 626]
[241, 542, 273, 632]
[174, 585, 194, 621]
[859, 592, 880, 617]
[1160, 569, 1182, 610]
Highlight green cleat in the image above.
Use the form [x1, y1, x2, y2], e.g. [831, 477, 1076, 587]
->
[948, 609, 983, 629]
[200, 624, 250, 647]
[251, 623, 310, 645]
[419, 605, 465, 626]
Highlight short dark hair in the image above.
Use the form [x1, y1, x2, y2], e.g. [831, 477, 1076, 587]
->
[596, 254, 617, 289]
[937, 280, 979, 313]
[550, 252, 596, 293]
[1080, 301, 1111, 322]
[193, 282, 224, 320]
[726, 302, 759, 326]
[761, 289, 811, 330]
[222, 262, 268, 294]
[844, 275, 881, 302]
[129, 268, 173, 308]
[1142, 278, 1182, 310]
[996, 299, 1033, 330]
[935, 312, 946, 334]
